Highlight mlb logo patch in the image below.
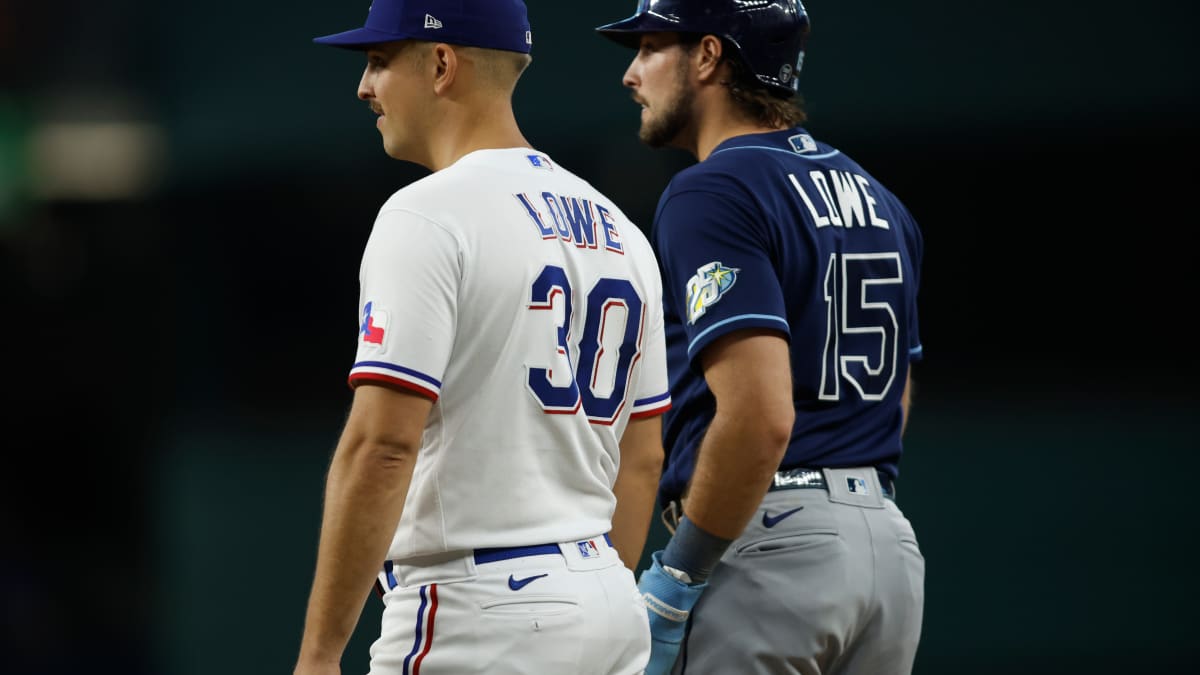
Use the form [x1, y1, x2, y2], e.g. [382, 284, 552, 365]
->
[360, 301, 388, 346]
[527, 154, 553, 170]
[846, 476, 869, 495]
[576, 539, 600, 559]
[788, 134, 818, 154]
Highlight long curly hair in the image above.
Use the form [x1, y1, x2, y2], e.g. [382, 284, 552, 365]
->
[683, 34, 808, 128]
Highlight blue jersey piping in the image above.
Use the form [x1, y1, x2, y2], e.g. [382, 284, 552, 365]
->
[687, 314, 790, 357]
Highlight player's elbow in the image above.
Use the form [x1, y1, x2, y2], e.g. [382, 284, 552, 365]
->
[369, 436, 422, 462]
[619, 416, 665, 478]
[720, 397, 793, 463]
[758, 406, 794, 459]
[339, 427, 421, 467]
[624, 440, 663, 481]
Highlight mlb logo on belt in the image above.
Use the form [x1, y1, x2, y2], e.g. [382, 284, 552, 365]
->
[576, 539, 600, 558]
[846, 476, 869, 495]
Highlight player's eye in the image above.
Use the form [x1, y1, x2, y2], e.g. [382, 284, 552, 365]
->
[637, 37, 664, 56]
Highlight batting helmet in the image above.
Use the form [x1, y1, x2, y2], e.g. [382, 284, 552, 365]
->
[596, 0, 810, 96]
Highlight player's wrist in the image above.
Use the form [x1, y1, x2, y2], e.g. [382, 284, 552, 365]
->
[660, 563, 693, 584]
[640, 550, 707, 630]
[660, 515, 732, 585]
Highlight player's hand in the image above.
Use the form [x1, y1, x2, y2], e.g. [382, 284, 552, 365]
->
[637, 550, 708, 675]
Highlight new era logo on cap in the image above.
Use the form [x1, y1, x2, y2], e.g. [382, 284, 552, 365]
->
[313, 0, 532, 54]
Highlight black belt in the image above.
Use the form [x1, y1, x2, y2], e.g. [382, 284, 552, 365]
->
[660, 467, 896, 533]
[770, 467, 895, 499]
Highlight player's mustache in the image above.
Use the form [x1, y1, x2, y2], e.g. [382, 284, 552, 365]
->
[367, 101, 383, 115]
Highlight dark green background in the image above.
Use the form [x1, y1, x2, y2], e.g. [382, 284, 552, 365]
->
[2, 1, 1197, 673]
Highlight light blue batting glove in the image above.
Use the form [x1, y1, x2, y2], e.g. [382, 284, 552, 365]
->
[637, 550, 708, 675]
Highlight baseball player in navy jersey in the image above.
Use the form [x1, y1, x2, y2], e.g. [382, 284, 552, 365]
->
[596, 1, 926, 674]
[295, 2, 672, 673]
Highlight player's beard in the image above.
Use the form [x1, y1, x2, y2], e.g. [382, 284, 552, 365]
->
[639, 66, 695, 148]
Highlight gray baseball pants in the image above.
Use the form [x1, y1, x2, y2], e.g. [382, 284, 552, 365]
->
[670, 467, 925, 675]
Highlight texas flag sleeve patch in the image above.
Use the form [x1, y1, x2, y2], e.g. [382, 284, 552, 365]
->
[348, 300, 442, 400]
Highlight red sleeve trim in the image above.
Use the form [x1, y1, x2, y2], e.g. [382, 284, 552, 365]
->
[348, 372, 440, 402]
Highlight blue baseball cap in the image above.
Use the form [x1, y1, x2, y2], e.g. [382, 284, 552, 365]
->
[313, 0, 532, 53]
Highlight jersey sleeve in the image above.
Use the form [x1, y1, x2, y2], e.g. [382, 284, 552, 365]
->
[348, 207, 461, 400]
[653, 180, 790, 366]
[629, 282, 672, 419]
[894, 198, 924, 364]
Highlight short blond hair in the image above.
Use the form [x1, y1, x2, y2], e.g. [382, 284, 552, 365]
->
[461, 46, 532, 91]
[396, 42, 532, 95]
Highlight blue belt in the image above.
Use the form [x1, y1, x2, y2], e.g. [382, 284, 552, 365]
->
[473, 533, 614, 565]
[377, 534, 615, 594]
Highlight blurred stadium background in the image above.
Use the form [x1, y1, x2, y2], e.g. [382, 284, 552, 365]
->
[2, 0, 1196, 673]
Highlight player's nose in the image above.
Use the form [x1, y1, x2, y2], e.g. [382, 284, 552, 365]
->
[357, 68, 374, 100]
[622, 60, 639, 89]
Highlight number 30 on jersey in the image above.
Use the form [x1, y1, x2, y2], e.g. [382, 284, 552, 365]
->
[526, 265, 644, 425]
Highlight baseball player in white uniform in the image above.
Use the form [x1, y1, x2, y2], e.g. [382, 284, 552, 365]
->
[294, 2, 671, 674]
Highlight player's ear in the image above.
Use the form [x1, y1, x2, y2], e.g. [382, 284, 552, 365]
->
[431, 43, 459, 95]
[694, 34, 725, 84]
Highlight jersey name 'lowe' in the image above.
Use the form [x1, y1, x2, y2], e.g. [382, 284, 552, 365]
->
[656, 129, 924, 504]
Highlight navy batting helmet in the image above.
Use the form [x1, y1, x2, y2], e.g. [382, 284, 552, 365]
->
[596, 0, 810, 96]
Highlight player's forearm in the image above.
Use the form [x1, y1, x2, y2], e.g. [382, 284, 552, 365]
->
[610, 417, 664, 570]
[611, 460, 661, 571]
[684, 408, 790, 540]
[683, 331, 792, 539]
[298, 439, 417, 663]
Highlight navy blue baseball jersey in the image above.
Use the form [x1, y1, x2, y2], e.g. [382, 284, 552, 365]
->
[653, 127, 924, 505]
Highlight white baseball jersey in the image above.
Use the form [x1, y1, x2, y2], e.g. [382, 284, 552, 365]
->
[349, 147, 671, 562]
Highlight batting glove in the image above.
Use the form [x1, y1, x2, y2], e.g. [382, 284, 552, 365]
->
[638, 550, 708, 675]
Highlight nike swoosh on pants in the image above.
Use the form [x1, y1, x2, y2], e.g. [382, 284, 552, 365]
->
[761, 506, 805, 528]
[508, 573, 549, 591]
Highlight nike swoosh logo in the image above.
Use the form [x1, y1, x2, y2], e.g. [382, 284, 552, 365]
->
[761, 506, 805, 528]
[508, 573, 549, 591]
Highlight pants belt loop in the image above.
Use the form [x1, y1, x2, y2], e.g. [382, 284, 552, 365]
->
[660, 500, 682, 535]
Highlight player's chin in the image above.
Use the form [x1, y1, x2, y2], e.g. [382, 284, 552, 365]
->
[380, 139, 406, 161]
[638, 124, 671, 148]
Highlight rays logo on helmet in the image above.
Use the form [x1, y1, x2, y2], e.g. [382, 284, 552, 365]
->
[360, 301, 388, 346]
[686, 261, 740, 325]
